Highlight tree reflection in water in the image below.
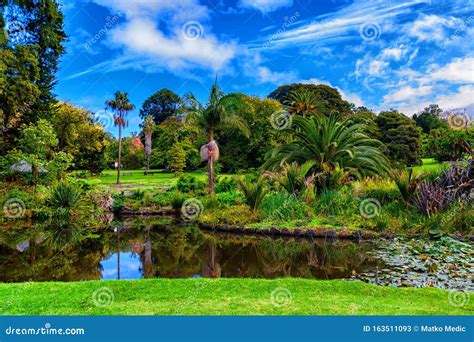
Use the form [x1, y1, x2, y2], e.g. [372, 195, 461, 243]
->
[0, 218, 381, 282]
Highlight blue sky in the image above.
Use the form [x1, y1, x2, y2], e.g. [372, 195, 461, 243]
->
[56, 0, 474, 136]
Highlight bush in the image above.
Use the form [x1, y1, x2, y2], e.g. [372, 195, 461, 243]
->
[214, 176, 238, 193]
[238, 176, 269, 211]
[112, 193, 125, 212]
[260, 192, 308, 221]
[46, 182, 83, 210]
[176, 175, 206, 194]
[199, 205, 259, 225]
[130, 189, 145, 200]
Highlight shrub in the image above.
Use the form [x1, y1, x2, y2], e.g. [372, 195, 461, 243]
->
[176, 175, 206, 194]
[46, 182, 83, 210]
[214, 176, 238, 193]
[238, 176, 269, 211]
[130, 189, 145, 200]
[260, 192, 308, 221]
[112, 193, 125, 212]
[199, 205, 259, 225]
[215, 190, 243, 206]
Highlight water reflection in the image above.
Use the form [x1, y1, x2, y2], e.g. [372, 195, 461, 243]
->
[0, 218, 381, 282]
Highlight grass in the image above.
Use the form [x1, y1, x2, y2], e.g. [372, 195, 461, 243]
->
[413, 158, 447, 175]
[0, 278, 471, 315]
[81, 169, 207, 187]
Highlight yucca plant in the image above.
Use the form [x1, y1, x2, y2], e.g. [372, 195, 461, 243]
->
[391, 168, 426, 205]
[264, 114, 389, 191]
[238, 176, 269, 211]
[46, 182, 84, 217]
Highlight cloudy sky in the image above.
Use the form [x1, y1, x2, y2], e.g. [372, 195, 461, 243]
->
[57, 0, 474, 136]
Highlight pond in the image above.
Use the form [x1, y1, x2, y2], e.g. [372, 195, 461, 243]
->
[0, 217, 472, 291]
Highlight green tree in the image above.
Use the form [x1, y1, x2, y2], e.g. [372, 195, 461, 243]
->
[184, 80, 249, 194]
[413, 104, 448, 134]
[171, 142, 186, 176]
[264, 114, 389, 190]
[268, 83, 352, 116]
[376, 111, 422, 166]
[105, 91, 135, 185]
[142, 115, 155, 173]
[285, 89, 317, 117]
[139, 88, 181, 125]
[428, 128, 473, 161]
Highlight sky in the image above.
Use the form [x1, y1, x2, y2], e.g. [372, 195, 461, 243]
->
[55, 0, 474, 136]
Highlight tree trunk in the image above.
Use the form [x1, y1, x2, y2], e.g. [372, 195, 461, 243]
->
[208, 156, 214, 194]
[117, 125, 122, 185]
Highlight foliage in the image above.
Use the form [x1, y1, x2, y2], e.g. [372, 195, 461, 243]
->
[264, 161, 315, 197]
[139, 88, 181, 125]
[199, 205, 258, 225]
[268, 83, 352, 116]
[214, 176, 238, 193]
[413, 105, 448, 134]
[390, 169, 426, 205]
[176, 175, 206, 194]
[284, 89, 317, 117]
[427, 128, 473, 162]
[264, 114, 389, 190]
[46, 182, 83, 216]
[260, 192, 308, 221]
[171, 142, 186, 175]
[238, 176, 269, 211]
[376, 111, 422, 166]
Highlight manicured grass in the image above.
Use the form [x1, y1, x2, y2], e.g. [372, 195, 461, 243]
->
[413, 158, 447, 175]
[0, 278, 471, 315]
[82, 169, 207, 187]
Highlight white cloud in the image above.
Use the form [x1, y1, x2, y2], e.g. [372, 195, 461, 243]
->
[239, 0, 293, 13]
[381, 47, 406, 60]
[430, 57, 474, 83]
[436, 85, 474, 109]
[383, 85, 432, 102]
[368, 60, 389, 76]
[255, 66, 297, 84]
[407, 14, 463, 42]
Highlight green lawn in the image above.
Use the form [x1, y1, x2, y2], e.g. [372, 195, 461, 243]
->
[413, 158, 447, 175]
[0, 278, 471, 315]
[82, 169, 207, 187]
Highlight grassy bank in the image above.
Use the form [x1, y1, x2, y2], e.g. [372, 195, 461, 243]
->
[0, 278, 471, 315]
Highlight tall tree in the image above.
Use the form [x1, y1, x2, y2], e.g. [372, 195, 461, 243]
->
[268, 83, 352, 116]
[184, 80, 249, 194]
[139, 88, 181, 125]
[105, 91, 135, 185]
[376, 111, 422, 166]
[413, 104, 448, 134]
[142, 115, 155, 173]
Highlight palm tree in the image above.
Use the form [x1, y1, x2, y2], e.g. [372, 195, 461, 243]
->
[184, 80, 249, 194]
[264, 114, 389, 189]
[105, 91, 135, 185]
[285, 89, 318, 117]
[142, 115, 155, 174]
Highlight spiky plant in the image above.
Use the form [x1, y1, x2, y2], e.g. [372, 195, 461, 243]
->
[105, 91, 135, 185]
[184, 79, 249, 194]
[264, 114, 389, 190]
[285, 89, 317, 117]
[390, 168, 427, 205]
[264, 161, 316, 196]
[238, 176, 269, 211]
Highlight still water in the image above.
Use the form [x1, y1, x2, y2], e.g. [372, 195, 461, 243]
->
[0, 218, 380, 282]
